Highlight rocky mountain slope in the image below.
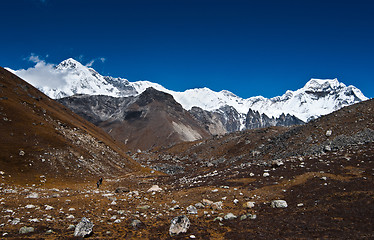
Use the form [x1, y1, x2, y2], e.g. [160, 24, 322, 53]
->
[0, 67, 143, 183]
[58, 88, 210, 150]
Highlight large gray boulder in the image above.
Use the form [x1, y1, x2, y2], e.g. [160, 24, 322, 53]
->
[169, 215, 190, 236]
[74, 217, 94, 237]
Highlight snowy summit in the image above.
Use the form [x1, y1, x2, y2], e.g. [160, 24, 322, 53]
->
[8, 58, 368, 123]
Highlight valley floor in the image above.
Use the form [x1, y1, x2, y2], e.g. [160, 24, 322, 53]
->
[1, 142, 374, 239]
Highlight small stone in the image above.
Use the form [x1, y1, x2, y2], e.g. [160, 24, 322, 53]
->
[67, 225, 75, 230]
[74, 217, 94, 237]
[25, 204, 35, 209]
[324, 145, 331, 152]
[169, 215, 190, 236]
[137, 205, 150, 210]
[194, 202, 204, 209]
[249, 173, 255, 177]
[271, 200, 288, 208]
[19, 150, 25, 156]
[240, 215, 247, 220]
[263, 172, 270, 177]
[66, 215, 75, 219]
[211, 201, 223, 210]
[243, 201, 255, 209]
[326, 130, 332, 137]
[297, 203, 304, 207]
[19, 226, 34, 234]
[214, 217, 223, 221]
[224, 213, 237, 220]
[45, 205, 54, 210]
[212, 189, 219, 193]
[202, 199, 213, 206]
[11, 218, 20, 225]
[187, 205, 197, 214]
[114, 219, 121, 223]
[233, 199, 239, 204]
[46, 229, 54, 234]
[26, 193, 39, 199]
[190, 235, 196, 238]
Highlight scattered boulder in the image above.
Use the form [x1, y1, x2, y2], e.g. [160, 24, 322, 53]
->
[326, 130, 332, 137]
[137, 205, 150, 210]
[270, 159, 284, 167]
[74, 217, 94, 238]
[271, 200, 288, 208]
[243, 201, 255, 209]
[26, 193, 39, 199]
[211, 201, 223, 210]
[194, 202, 205, 209]
[147, 185, 162, 192]
[115, 187, 130, 193]
[45, 205, 54, 210]
[224, 213, 237, 220]
[202, 199, 213, 206]
[169, 215, 190, 236]
[187, 205, 198, 214]
[19, 226, 34, 234]
[131, 219, 145, 230]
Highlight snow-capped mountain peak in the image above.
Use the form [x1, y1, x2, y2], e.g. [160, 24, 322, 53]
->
[8, 58, 368, 124]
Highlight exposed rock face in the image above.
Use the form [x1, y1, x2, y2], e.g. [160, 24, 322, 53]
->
[246, 109, 304, 130]
[74, 217, 94, 237]
[169, 215, 190, 236]
[59, 88, 210, 150]
[190, 105, 304, 135]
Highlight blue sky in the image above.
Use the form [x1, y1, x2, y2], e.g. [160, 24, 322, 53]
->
[1, 0, 373, 98]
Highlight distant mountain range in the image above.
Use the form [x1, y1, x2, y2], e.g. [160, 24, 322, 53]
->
[7, 58, 369, 149]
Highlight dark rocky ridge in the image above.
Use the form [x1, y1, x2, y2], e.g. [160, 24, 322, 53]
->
[58, 88, 210, 150]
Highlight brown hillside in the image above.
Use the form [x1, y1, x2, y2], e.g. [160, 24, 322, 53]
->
[0, 67, 143, 183]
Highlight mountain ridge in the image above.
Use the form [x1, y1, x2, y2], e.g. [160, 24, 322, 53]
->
[8, 58, 368, 124]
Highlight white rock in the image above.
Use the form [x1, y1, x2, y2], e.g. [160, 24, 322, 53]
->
[326, 130, 332, 137]
[25, 204, 35, 209]
[74, 217, 93, 237]
[26, 193, 39, 199]
[66, 215, 75, 219]
[45, 205, 54, 210]
[233, 199, 239, 204]
[243, 201, 255, 209]
[147, 185, 162, 192]
[263, 172, 270, 177]
[169, 215, 190, 236]
[68, 208, 75, 211]
[271, 200, 288, 208]
[224, 213, 237, 220]
[187, 205, 197, 214]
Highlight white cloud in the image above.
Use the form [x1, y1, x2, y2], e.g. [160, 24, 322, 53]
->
[85, 57, 106, 67]
[8, 54, 69, 90]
